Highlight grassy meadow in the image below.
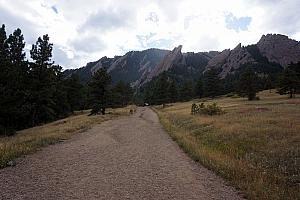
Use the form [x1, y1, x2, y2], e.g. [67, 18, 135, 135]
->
[154, 90, 299, 200]
[0, 106, 136, 169]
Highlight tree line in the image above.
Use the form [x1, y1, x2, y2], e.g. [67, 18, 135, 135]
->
[140, 61, 299, 105]
[0, 25, 132, 136]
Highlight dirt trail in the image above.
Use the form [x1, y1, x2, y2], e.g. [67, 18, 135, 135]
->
[0, 107, 244, 200]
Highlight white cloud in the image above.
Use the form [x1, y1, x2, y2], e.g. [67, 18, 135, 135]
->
[0, 0, 299, 69]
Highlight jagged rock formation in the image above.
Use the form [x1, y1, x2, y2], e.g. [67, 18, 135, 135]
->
[206, 44, 255, 77]
[140, 46, 216, 85]
[257, 34, 300, 67]
[64, 33, 300, 87]
[205, 34, 300, 77]
[141, 45, 185, 84]
[64, 48, 169, 85]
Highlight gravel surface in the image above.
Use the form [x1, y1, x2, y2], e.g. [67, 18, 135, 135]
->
[0, 107, 245, 200]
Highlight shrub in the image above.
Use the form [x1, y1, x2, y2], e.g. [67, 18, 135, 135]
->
[191, 102, 224, 115]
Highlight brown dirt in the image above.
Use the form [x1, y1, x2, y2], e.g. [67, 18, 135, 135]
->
[0, 107, 245, 200]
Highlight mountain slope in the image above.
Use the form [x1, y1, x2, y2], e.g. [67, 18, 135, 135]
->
[141, 45, 217, 85]
[64, 33, 300, 87]
[257, 34, 300, 67]
[205, 34, 300, 77]
[64, 48, 169, 85]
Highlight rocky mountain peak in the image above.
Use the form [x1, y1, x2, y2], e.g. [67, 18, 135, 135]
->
[206, 43, 254, 77]
[64, 33, 300, 88]
[257, 34, 300, 67]
[143, 45, 184, 83]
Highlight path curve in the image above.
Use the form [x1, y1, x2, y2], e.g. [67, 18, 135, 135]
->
[0, 107, 244, 200]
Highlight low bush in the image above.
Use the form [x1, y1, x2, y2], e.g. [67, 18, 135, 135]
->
[191, 102, 224, 115]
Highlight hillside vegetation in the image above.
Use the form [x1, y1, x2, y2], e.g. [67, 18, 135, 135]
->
[154, 91, 299, 200]
[0, 106, 135, 169]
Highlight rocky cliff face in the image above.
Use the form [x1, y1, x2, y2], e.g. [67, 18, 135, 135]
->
[139, 45, 216, 85]
[205, 34, 300, 77]
[141, 45, 185, 84]
[206, 44, 255, 77]
[64, 48, 169, 85]
[257, 34, 300, 67]
[64, 33, 300, 87]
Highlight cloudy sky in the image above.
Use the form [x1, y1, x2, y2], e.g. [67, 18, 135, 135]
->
[1, 0, 299, 69]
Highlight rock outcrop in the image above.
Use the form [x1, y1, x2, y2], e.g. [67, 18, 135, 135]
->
[142, 45, 185, 83]
[64, 33, 300, 87]
[206, 34, 300, 77]
[206, 44, 255, 77]
[257, 34, 300, 67]
[140, 45, 216, 85]
[64, 48, 169, 85]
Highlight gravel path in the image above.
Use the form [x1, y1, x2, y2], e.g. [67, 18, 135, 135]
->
[0, 107, 244, 200]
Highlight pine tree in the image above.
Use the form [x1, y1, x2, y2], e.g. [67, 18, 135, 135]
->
[195, 78, 204, 98]
[89, 68, 112, 115]
[179, 80, 194, 101]
[29, 34, 57, 126]
[111, 81, 133, 107]
[30, 34, 53, 66]
[203, 68, 221, 98]
[63, 74, 86, 111]
[144, 83, 155, 105]
[155, 73, 170, 105]
[238, 68, 258, 100]
[0, 24, 7, 63]
[278, 62, 300, 98]
[0, 27, 29, 134]
[0, 25, 88, 134]
[168, 80, 178, 103]
[0, 24, 9, 135]
[52, 65, 72, 118]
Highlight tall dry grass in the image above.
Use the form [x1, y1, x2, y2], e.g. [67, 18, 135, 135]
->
[155, 91, 299, 200]
[0, 106, 136, 168]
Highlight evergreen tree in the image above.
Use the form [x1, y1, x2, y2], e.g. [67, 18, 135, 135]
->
[195, 78, 204, 98]
[179, 80, 194, 101]
[278, 62, 300, 98]
[144, 83, 155, 105]
[0, 25, 90, 135]
[30, 34, 53, 66]
[29, 34, 57, 126]
[0, 24, 10, 134]
[0, 27, 29, 134]
[0, 24, 7, 64]
[154, 73, 170, 104]
[203, 68, 221, 98]
[111, 81, 133, 107]
[89, 68, 112, 115]
[238, 68, 258, 100]
[168, 80, 178, 103]
[52, 65, 72, 118]
[63, 74, 86, 111]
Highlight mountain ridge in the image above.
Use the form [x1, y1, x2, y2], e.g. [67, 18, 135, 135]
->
[64, 33, 300, 87]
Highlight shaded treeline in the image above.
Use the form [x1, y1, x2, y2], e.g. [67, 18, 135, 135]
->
[0, 25, 132, 135]
[138, 60, 299, 105]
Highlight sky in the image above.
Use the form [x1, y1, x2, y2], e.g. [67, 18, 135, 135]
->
[1, 0, 300, 69]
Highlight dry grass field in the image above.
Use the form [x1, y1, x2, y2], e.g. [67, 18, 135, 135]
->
[0, 106, 136, 169]
[154, 90, 299, 200]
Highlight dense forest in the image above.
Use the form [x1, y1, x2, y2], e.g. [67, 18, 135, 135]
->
[0, 24, 132, 136]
